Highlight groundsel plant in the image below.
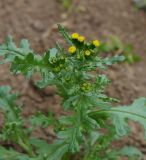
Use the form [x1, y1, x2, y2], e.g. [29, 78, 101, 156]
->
[0, 25, 145, 160]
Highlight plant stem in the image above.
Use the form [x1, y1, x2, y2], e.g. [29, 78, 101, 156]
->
[18, 136, 35, 157]
[82, 141, 99, 160]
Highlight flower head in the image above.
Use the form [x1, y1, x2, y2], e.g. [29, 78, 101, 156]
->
[93, 40, 100, 47]
[82, 82, 92, 92]
[71, 33, 79, 39]
[53, 67, 60, 73]
[68, 46, 76, 54]
[51, 57, 57, 64]
[85, 50, 91, 56]
[78, 36, 85, 42]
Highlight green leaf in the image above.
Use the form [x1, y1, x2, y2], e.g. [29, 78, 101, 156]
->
[49, 48, 58, 62]
[133, 0, 146, 9]
[108, 35, 123, 50]
[89, 131, 100, 146]
[36, 71, 55, 88]
[123, 44, 140, 64]
[59, 115, 75, 125]
[0, 86, 34, 156]
[103, 146, 143, 160]
[30, 138, 51, 155]
[30, 112, 55, 128]
[103, 55, 125, 66]
[96, 74, 110, 86]
[58, 24, 73, 45]
[111, 98, 146, 137]
[6, 35, 17, 51]
[19, 39, 33, 54]
[48, 142, 69, 160]
[124, 53, 140, 64]
[124, 44, 133, 54]
[98, 43, 110, 52]
[57, 128, 81, 153]
[10, 53, 40, 78]
[31, 138, 69, 160]
[0, 36, 33, 64]
[0, 146, 30, 160]
[62, 0, 73, 10]
[118, 146, 143, 158]
[32, 140, 69, 160]
[90, 98, 146, 138]
[0, 86, 20, 121]
[62, 95, 79, 110]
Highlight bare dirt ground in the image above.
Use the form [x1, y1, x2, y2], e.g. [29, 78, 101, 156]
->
[0, 0, 146, 159]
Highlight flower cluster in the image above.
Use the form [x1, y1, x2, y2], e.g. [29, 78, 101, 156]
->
[81, 82, 92, 92]
[71, 33, 85, 42]
[48, 32, 101, 75]
[68, 32, 100, 60]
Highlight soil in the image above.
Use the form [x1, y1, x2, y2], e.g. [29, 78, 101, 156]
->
[0, 0, 146, 159]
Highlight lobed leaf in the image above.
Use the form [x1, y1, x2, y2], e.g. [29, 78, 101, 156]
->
[0, 36, 33, 63]
[0, 86, 20, 121]
[90, 98, 146, 138]
[118, 146, 143, 158]
[0, 146, 29, 160]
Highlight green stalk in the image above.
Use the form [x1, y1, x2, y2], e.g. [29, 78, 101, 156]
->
[83, 141, 99, 160]
[18, 136, 35, 157]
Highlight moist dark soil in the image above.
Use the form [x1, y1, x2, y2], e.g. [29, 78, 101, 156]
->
[0, 0, 146, 159]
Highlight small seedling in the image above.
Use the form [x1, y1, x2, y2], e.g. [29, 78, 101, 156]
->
[133, 0, 146, 10]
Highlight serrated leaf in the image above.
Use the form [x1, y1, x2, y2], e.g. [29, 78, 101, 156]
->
[62, 95, 79, 110]
[90, 98, 146, 138]
[6, 35, 17, 51]
[30, 138, 51, 155]
[20, 39, 33, 54]
[0, 86, 19, 121]
[0, 86, 34, 156]
[111, 98, 146, 137]
[31, 140, 69, 160]
[48, 142, 68, 160]
[36, 71, 55, 88]
[103, 55, 125, 66]
[59, 115, 75, 125]
[30, 112, 55, 128]
[0, 36, 33, 64]
[0, 146, 30, 160]
[10, 53, 40, 78]
[89, 131, 100, 146]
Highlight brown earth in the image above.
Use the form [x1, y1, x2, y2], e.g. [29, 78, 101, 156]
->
[0, 0, 146, 159]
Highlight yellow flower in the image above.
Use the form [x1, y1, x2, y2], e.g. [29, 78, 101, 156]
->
[71, 33, 79, 39]
[68, 46, 76, 54]
[78, 36, 85, 42]
[85, 50, 91, 56]
[93, 40, 100, 47]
